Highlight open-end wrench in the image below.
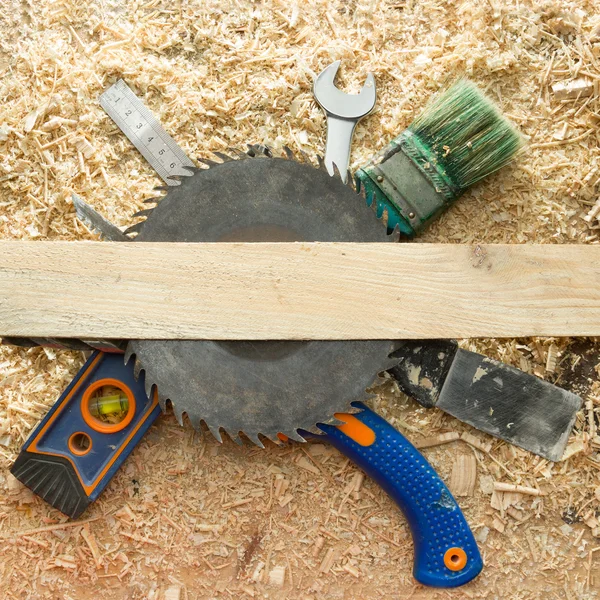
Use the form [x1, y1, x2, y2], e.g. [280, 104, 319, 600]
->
[313, 60, 376, 183]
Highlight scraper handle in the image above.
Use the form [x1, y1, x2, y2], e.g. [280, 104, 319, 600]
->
[316, 403, 483, 587]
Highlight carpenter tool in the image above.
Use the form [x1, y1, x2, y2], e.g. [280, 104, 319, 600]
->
[12, 351, 482, 587]
[313, 60, 376, 182]
[355, 78, 524, 235]
[11, 352, 160, 518]
[389, 340, 582, 461]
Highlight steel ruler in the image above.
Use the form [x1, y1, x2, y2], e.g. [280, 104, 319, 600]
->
[99, 79, 194, 184]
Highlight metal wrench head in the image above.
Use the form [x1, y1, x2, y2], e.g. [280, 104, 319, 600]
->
[313, 60, 376, 120]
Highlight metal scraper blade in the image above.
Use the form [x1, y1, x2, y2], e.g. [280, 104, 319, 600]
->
[436, 349, 582, 461]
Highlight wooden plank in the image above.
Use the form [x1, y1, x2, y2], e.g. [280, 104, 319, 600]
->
[0, 241, 599, 340]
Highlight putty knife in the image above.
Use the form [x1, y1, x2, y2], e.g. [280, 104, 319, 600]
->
[388, 340, 582, 461]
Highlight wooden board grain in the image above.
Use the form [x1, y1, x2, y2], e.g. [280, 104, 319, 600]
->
[0, 241, 599, 340]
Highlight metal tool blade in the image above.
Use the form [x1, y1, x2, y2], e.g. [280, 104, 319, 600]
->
[389, 341, 582, 461]
[126, 152, 400, 444]
[72, 194, 130, 242]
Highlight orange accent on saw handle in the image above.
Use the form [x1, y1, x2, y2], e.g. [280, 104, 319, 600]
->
[276, 414, 376, 446]
[333, 413, 376, 446]
[444, 548, 468, 571]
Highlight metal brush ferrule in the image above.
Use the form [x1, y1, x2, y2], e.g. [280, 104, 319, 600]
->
[356, 130, 461, 235]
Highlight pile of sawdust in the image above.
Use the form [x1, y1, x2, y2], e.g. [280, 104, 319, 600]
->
[1, 0, 600, 598]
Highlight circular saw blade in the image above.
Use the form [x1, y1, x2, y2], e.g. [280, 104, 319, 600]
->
[126, 150, 399, 445]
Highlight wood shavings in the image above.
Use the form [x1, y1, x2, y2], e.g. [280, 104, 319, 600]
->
[494, 482, 544, 496]
[70, 135, 95, 159]
[546, 343, 558, 373]
[492, 515, 506, 533]
[449, 453, 477, 497]
[561, 439, 587, 461]
[319, 548, 337, 574]
[267, 565, 286, 586]
[1, 0, 600, 597]
[552, 78, 596, 100]
[460, 431, 493, 453]
[163, 585, 182, 600]
[80, 524, 102, 569]
[413, 431, 459, 449]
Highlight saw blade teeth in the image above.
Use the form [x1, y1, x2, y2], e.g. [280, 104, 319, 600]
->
[171, 405, 184, 427]
[143, 196, 163, 205]
[282, 429, 307, 443]
[223, 428, 243, 445]
[245, 432, 265, 448]
[283, 146, 294, 160]
[345, 172, 356, 191]
[144, 378, 155, 400]
[197, 157, 221, 168]
[227, 147, 249, 160]
[381, 205, 389, 229]
[181, 165, 200, 175]
[246, 144, 272, 158]
[157, 392, 169, 413]
[153, 185, 170, 193]
[298, 149, 311, 164]
[185, 412, 202, 432]
[133, 357, 144, 381]
[357, 181, 368, 205]
[314, 405, 363, 433]
[123, 344, 134, 365]
[132, 208, 154, 219]
[316, 155, 327, 171]
[124, 221, 146, 236]
[206, 423, 223, 444]
[331, 162, 343, 181]
[388, 224, 401, 242]
[212, 151, 233, 163]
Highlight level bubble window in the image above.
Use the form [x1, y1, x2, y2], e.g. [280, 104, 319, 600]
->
[81, 378, 136, 433]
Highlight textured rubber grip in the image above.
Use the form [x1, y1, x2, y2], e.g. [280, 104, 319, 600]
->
[317, 402, 483, 587]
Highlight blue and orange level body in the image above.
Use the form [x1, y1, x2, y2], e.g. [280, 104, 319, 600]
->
[10, 352, 161, 518]
[11, 352, 482, 587]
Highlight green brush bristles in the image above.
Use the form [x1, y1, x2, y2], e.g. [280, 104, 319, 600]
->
[407, 79, 524, 193]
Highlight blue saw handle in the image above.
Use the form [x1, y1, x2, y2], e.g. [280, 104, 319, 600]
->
[315, 402, 483, 587]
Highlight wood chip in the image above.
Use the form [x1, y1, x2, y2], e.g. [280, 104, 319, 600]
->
[449, 453, 477, 497]
[561, 439, 586, 461]
[312, 536, 325, 558]
[460, 432, 493, 454]
[267, 565, 286, 586]
[296, 455, 320, 475]
[80, 524, 102, 569]
[551, 78, 595, 99]
[414, 431, 460, 449]
[164, 585, 182, 600]
[545, 343, 558, 373]
[492, 515, 506, 533]
[494, 482, 543, 496]
[319, 548, 337, 574]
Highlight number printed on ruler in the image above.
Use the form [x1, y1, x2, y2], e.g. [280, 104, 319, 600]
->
[100, 80, 195, 185]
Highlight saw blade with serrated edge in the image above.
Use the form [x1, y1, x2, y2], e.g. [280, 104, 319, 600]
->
[124, 147, 400, 445]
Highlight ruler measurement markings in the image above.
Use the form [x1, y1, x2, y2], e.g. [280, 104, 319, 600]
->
[100, 80, 195, 185]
